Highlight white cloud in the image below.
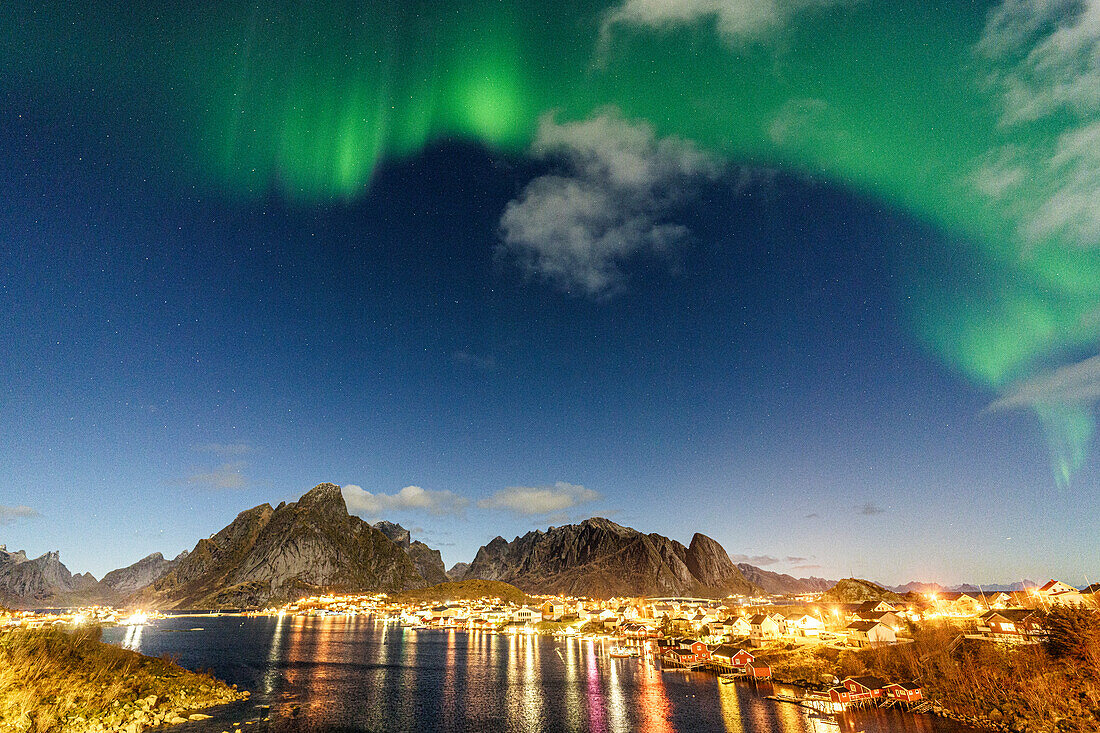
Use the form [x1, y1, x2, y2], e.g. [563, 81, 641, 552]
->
[601, 0, 851, 46]
[1026, 122, 1100, 245]
[499, 109, 719, 296]
[452, 350, 497, 371]
[988, 353, 1100, 410]
[0, 505, 39, 524]
[193, 442, 254, 456]
[978, 0, 1100, 124]
[342, 484, 469, 517]
[975, 0, 1100, 250]
[182, 462, 249, 490]
[729, 553, 781, 565]
[477, 482, 600, 515]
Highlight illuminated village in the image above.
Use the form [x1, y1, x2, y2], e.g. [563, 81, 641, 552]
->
[6, 579, 1092, 720]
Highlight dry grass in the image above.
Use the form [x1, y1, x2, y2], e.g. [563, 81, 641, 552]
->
[756, 618, 1100, 731]
[858, 621, 1100, 730]
[0, 626, 237, 733]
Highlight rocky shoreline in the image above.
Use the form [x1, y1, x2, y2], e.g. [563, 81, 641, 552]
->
[0, 627, 249, 733]
[60, 684, 249, 733]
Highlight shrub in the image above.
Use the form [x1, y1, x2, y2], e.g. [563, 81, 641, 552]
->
[1042, 605, 1100, 666]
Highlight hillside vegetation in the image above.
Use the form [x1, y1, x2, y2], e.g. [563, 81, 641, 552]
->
[394, 579, 532, 605]
[0, 626, 245, 732]
[822, 577, 902, 603]
[760, 607, 1100, 733]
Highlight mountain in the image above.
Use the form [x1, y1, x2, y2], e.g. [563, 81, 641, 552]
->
[822, 578, 902, 604]
[461, 518, 761, 598]
[446, 563, 470, 581]
[887, 581, 946, 594]
[887, 580, 1040, 594]
[737, 564, 834, 595]
[101, 551, 190, 595]
[372, 521, 448, 586]
[134, 483, 432, 609]
[953, 580, 1039, 593]
[0, 546, 112, 608]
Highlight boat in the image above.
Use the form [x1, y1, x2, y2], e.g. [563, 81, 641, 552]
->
[765, 693, 803, 705]
[609, 646, 639, 658]
[719, 673, 741, 684]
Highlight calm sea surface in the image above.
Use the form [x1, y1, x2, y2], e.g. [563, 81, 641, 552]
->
[101, 616, 988, 733]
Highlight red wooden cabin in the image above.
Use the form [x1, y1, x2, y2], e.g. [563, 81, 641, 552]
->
[843, 676, 887, 700]
[885, 682, 924, 702]
[748, 661, 772, 680]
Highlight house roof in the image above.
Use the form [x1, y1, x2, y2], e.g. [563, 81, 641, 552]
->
[980, 608, 1040, 622]
[748, 614, 769, 624]
[855, 600, 895, 612]
[846, 676, 888, 690]
[886, 682, 923, 691]
[856, 611, 895, 622]
[847, 620, 886, 632]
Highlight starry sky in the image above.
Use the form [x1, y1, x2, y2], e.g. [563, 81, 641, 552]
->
[1, 0, 1098, 586]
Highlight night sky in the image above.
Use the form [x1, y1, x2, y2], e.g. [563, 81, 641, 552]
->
[2, 0, 1098, 586]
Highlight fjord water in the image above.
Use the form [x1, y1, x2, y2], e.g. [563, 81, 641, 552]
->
[102, 616, 985, 733]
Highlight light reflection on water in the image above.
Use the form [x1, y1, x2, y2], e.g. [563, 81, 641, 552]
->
[102, 617, 988, 733]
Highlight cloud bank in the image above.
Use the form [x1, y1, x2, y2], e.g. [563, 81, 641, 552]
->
[499, 109, 718, 296]
[0, 505, 40, 524]
[978, 0, 1100, 249]
[182, 462, 249, 490]
[342, 484, 469, 517]
[988, 354, 1100, 411]
[973, 0, 1100, 486]
[193, 442, 254, 456]
[477, 482, 600, 515]
[602, 0, 851, 46]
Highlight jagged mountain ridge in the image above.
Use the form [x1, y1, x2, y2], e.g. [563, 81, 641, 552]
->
[372, 521, 449, 585]
[460, 518, 761, 599]
[101, 551, 190, 594]
[134, 483, 430, 609]
[736, 563, 834, 595]
[887, 579, 1040, 594]
[0, 545, 112, 608]
[446, 562, 470, 581]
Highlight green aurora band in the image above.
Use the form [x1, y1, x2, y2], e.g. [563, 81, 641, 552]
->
[4, 0, 1099, 484]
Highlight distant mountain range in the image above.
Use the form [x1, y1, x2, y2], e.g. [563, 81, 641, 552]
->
[887, 580, 1041, 594]
[0, 482, 1061, 609]
[736, 564, 833, 595]
[0, 545, 107, 607]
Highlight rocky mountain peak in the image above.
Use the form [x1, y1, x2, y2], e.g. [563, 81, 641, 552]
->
[464, 518, 762, 598]
[132, 483, 432, 609]
[579, 517, 629, 534]
[298, 482, 347, 512]
[373, 521, 411, 548]
[0, 546, 28, 565]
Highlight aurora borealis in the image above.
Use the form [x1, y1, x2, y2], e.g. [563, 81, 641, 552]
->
[1, 0, 1098, 582]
